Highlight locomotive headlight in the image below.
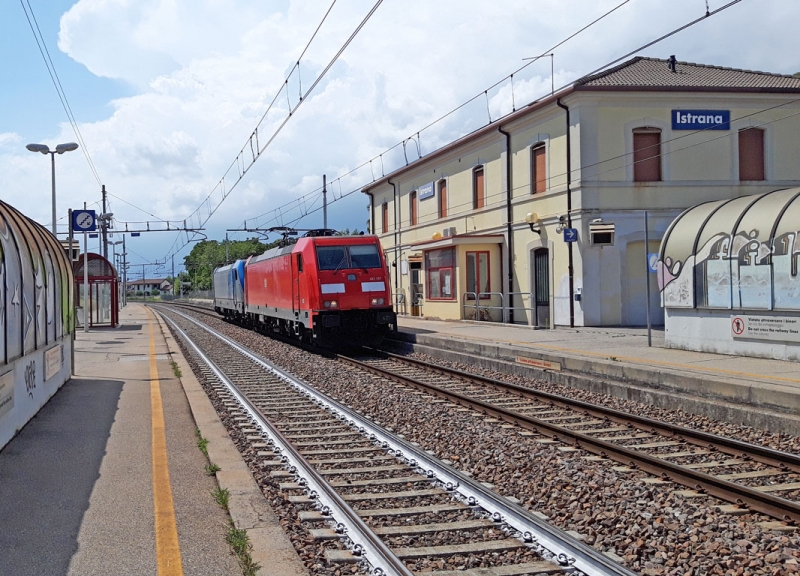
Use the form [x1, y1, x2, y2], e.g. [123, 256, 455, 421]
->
[324, 300, 338, 308]
[370, 297, 385, 306]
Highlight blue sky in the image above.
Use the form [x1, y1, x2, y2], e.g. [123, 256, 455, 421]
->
[1, 0, 798, 277]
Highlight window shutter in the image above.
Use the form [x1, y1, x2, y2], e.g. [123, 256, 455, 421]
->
[438, 181, 447, 218]
[474, 168, 485, 208]
[532, 146, 547, 193]
[739, 128, 765, 181]
[633, 131, 662, 182]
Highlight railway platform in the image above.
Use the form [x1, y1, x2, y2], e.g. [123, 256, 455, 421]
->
[393, 316, 800, 436]
[0, 303, 307, 576]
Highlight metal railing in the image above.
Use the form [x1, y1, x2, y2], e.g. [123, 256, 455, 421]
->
[507, 291, 535, 325]
[462, 292, 503, 322]
[393, 293, 407, 315]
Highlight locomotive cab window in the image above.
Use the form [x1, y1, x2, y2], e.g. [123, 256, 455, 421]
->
[317, 244, 382, 271]
[349, 245, 381, 269]
[297, 253, 303, 271]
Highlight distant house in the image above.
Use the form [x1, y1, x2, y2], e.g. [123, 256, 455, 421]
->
[127, 278, 172, 295]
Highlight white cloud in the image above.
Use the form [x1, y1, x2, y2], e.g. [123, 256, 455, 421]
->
[1, 0, 798, 264]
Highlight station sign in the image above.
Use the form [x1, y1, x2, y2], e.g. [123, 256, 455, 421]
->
[731, 315, 800, 343]
[72, 209, 97, 232]
[418, 182, 435, 200]
[672, 110, 730, 130]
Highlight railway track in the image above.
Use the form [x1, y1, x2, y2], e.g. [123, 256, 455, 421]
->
[154, 305, 635, 576]
[342, 351, 800, 526]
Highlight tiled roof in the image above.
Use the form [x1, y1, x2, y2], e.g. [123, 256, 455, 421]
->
[576, 57, 800, 91]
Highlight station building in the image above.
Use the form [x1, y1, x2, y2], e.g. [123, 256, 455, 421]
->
[362, 57, 800, 328]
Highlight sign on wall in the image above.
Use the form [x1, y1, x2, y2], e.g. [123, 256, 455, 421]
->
[0, 370, 13, 420]
[672, 110, 730, 130]
[418, 182, 435, 200]
[731, 315, 800, 343]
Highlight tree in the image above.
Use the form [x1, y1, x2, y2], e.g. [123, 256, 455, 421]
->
[182, 237, 275, 290]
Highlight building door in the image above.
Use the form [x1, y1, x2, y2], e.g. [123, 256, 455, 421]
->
[410, 263, 423, 316]
[533, 248, 550, 328]
[623, 240, 664, 326]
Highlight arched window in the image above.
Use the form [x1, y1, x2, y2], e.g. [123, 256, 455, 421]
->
[473, 166, 485, 209]
[437, 179, 447, 218]
[739, 128, 765, 181]
[632, 128, 662, 182]
[531, 144, 547, 193]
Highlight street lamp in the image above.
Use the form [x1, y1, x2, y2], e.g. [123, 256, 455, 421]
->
[26, 142, 79, 235]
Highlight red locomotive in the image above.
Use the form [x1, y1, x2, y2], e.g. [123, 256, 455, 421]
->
[215, 230, 396, 346]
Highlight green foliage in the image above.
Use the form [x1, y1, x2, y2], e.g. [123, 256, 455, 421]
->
[335, 227, 363, 236]
[226, 525, 261, 575]
[212, 487, 230, 509]
[182, 237, 275, 291]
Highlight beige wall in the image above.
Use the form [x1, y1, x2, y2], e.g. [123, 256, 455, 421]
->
[368, 89, 800, 326]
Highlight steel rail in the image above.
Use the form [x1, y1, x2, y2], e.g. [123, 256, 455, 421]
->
[376, 350, 800, 474]
[158, 311, 414, 576]
[342, 354, 800, 525]
[157, 305, 637, 576]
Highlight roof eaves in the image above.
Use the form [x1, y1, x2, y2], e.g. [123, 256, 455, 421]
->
[362, 86, 576, 193]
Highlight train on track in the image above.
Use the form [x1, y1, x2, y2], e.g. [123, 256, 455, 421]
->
[213, 229, 397, 347]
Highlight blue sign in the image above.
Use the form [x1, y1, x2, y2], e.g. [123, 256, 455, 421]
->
[672, 109, 730, 130]
[89, 233, 98, 239]
[563, 228, 578, 243]
[72, 209, 97, 232]
[131, 232, 141, 237]
[418, 182, 435, 200]
[647, 253, 659, 273]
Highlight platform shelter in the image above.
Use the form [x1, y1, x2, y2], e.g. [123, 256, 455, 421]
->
[73, 253, 119, 328]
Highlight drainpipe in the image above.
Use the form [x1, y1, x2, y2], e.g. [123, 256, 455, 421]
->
[498, 125, 514, 323]
[364, 191, 374, 234]
[388, 179, 400, 298]
[556, 98, 575, 328]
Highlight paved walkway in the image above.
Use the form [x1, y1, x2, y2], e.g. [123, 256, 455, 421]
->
[0, 303, 307, 576]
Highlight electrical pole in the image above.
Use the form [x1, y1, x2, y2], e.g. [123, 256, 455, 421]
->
[101, 184, 108, 259]
[225, 232, 229, 264]
[323, 174, 327, 229]
[171, 255, 175, 297]
[122, 234, 127, 307]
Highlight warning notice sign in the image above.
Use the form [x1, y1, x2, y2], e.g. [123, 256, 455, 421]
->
[731, 315, 800, 343]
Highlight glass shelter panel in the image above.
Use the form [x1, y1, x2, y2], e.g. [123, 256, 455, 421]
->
[773, 193, 800, 310]
[659, 201, 722, 308]
[693, 196, 761, 309]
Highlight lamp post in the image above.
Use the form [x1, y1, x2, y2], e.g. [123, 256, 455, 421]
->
[26, 142, 79, 235]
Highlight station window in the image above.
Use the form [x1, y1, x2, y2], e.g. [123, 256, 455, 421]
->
[466, 251, 490, 300]
[531, 144, 547, 193]
[381, 202, 388, 234]
[739, 128, 765, 181]
[409, 190, 418, 226]
[632, 128, 662, 182]
[425, 248, 455, 300]
[438, 180, 447, 218]
[473, 166, 485, 209]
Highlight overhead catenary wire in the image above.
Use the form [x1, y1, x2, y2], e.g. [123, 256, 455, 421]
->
[242, 0, 746, 236]
[161, 0, 383, 262]
[20, 0, 102, 187]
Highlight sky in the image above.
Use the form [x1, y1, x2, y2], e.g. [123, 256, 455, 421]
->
[0, 0, 798, 279]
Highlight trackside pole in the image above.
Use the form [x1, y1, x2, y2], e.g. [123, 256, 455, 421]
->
[84, 202, 89, 333]
[644, 211, 652, 347]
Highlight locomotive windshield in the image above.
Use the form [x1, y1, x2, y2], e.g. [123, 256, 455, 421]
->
[317, 244, 382, 270]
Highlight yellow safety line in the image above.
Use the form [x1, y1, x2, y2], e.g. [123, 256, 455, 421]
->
[147, 309, 184, 575]
[487, 337, 800, 386]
